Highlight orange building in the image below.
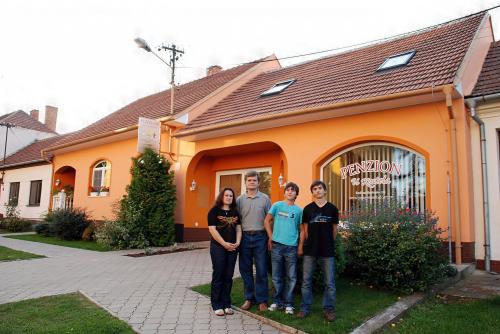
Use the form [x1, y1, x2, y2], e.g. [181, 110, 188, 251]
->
[174, 13, 494, 265]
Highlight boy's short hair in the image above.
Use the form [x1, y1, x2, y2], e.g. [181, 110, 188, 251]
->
[284, 182, 299, 196]
[310, 180, 327, 192]
[244, 170, 260, 181]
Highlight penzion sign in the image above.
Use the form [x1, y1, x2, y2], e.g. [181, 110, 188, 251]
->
[341, 160, 403, 189]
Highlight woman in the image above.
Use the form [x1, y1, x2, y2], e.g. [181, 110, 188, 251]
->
[208, 187, 242, 316]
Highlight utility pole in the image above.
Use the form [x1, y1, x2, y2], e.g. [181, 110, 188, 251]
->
[158, 43, 184, 115]
[0, 122, 15, 189]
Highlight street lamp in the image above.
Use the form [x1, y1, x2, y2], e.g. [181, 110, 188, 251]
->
[134, 38, 184, 115]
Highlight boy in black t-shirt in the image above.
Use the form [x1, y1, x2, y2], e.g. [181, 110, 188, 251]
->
[297, 180, 339, 322]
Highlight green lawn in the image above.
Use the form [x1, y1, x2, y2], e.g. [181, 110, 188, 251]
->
[0, 245, 45, 262]
[192, 277, 398, 334]
[4, 234, 110, 252]
[382, 296, 500, 334]
[0, 293, 135, 334]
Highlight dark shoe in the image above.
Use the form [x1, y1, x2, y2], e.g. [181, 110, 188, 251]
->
[324, 310, 336, 322]
[240, 300, 253, 310]
[296, 311, 309, 319]
[258, 303, 268, 312]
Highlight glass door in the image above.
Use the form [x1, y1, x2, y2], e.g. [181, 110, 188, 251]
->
[216, 168, 272, 197]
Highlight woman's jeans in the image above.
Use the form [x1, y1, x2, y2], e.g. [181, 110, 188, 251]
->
[271, 242, 297, 308]
[300, 256, 336, 314]
[210, 241, 238, 310]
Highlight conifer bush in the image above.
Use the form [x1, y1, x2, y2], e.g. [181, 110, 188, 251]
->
[117, 148, 176, 248]
[344, 200, 454, 294]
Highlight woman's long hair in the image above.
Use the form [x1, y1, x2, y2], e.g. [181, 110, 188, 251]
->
[214, 188, 237, 209]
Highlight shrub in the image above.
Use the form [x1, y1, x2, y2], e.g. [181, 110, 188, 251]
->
[1, 205, 32, 232]
[45, 208, 91, 240]
[34, 222, 54, 236]
[344, 199, 452, 294]
[95, 220, 130, 250]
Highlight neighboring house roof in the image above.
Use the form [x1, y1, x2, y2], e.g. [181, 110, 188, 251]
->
[0, 110, 57, 134]
[470, 40, 500, 97]
[0, 134, 69, 169]
[181, 13, 485, 133]
[48, 61, 261, 148]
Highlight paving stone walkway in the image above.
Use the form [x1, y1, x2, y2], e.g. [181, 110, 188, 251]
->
[440, 269, 500, 299]
[0, 235, 282, 334]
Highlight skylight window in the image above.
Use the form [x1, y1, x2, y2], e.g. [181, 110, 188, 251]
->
[377, 50, 416, 71]
[260, 79, 295, 97]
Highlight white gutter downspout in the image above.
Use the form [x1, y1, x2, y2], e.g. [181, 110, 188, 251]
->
[466, 94, 500, 273]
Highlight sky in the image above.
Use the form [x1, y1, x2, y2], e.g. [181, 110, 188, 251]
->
[1, 0, 499, 134]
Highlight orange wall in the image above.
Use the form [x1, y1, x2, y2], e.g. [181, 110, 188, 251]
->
[183, 99, 475, 243]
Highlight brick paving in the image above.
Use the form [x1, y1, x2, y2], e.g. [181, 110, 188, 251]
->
[0, 235, 282, 334]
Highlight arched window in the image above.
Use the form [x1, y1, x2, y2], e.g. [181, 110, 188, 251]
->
[321, 143, 426, 214]
[91, 160, 111, 194]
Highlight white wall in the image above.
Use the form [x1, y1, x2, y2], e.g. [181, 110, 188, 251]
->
[0, 127, 56, 158]
[476, 101, 500, 263]
[0, 164, 52, 220]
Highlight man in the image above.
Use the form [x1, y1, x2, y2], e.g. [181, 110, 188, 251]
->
[297, 180, 339, 322]
[264, 182, 302, 315]
[237, 170, 272, 312]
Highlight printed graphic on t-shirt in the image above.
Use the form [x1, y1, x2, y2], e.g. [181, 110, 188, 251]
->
[310, 213, 333, 224]
[277, 211, 296, 219]
[216, 215, 239, 229]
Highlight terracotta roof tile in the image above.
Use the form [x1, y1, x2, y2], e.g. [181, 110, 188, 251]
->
[0, 111, 57, 134]
[470, 40, 500, 96]
[182, 13, 485, 132]
[51, 61, 258, 148]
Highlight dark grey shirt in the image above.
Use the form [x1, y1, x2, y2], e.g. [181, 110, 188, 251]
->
[236, 191, 271, 231]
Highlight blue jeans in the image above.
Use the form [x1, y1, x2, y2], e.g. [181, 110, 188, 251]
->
[300, 256, 336, 314]
[210, 242, 238, 310]
[239, 231, 269, 304]
[271, 242, 297, 308]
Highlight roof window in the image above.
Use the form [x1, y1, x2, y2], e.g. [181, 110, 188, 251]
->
[260, 79, 295, 97]
[377, 50, 416, 71]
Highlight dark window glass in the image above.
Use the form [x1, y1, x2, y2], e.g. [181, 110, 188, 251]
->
[29, 180, 42, 206]
[8, 182, 20, 206]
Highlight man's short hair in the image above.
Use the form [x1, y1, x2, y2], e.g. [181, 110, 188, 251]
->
[284, 182, 299, 196]
[310, 180, 327, 192]
[244, 170, 260, 182]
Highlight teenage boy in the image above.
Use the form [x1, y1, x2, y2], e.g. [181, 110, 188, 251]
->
[237, 170, 272, 312]
[264, 182, 302, 315]
[297, 180, 339, 322]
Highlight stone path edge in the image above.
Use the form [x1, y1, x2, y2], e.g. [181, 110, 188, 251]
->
[79, 290, 139, 334]
[349, 263, 476, 334]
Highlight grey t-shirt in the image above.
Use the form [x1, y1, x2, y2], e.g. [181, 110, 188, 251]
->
[236, 191, 271, 231]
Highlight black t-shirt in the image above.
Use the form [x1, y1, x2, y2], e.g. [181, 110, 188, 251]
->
[302, 202, 339, 257]
[207, 206, 240, 244]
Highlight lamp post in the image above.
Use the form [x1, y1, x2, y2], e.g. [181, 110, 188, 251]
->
[134, 38, 184, 115]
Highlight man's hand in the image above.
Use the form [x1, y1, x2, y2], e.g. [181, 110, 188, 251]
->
[267, 239, 273, 251]
[298, 245, 303, 257]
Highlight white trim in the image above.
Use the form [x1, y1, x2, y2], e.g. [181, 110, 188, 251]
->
[215, 167, 272, 196]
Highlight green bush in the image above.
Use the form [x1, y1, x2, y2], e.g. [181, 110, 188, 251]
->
[344, 200, 452, 294]
[95, 220, 130, 250]
[1, 205, 32, 232]
[45, 208, 91, 240]
[34, 222, 54, 236]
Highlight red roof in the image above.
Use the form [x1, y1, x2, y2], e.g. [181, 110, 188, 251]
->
[0, 135, 69, 168]
[470, 40, 500, 97]
[181, 13, 485, 132]
[50, 61, 259, 148]
[0, 111, 57, 134]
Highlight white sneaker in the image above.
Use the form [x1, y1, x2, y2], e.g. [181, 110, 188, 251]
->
[285, 306, 294, 315]
[268, 303, 278, 311]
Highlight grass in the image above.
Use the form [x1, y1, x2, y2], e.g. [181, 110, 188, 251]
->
[0, 292, 135, 334]
[0, 245, 45, 262]
[4, 234, 111, 252]
[192, 277, 398, 334]
[382, 295, 500, 333]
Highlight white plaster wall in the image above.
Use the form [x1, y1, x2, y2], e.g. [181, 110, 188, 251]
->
[477, 102, 500, 262]
[0, 127, 56, 158]
[0, 164, 52, 220]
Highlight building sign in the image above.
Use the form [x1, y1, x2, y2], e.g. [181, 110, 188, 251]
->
[341, 160, 403, 189]
[137, 117, 161, 153]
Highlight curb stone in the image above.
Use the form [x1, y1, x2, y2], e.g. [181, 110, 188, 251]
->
[348, 263, 476, 334]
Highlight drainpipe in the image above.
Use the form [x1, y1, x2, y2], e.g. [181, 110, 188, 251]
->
[444, 86, 462, 264]
[447, 172, 452, 264]
[465, 94, 500, 273]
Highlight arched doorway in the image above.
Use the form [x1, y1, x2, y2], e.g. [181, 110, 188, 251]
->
[53, 166, 76, 209]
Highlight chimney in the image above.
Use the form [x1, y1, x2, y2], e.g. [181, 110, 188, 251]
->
[44, 105, 58, 132]
[30, 109, 39, 121]
[206, 65, 222, 77]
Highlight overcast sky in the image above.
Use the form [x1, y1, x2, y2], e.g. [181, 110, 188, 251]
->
[1, 0, 499, 134]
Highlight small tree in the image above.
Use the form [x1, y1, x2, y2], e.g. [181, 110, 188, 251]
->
[119, 148, 176, 247]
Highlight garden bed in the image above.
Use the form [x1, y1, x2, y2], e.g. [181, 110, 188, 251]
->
[125, 245, 207, 257]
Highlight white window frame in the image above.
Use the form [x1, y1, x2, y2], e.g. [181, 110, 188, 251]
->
[377, 50, 416, 71]
[260, 79, 295, 97]
[215, 167, 272, 196]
